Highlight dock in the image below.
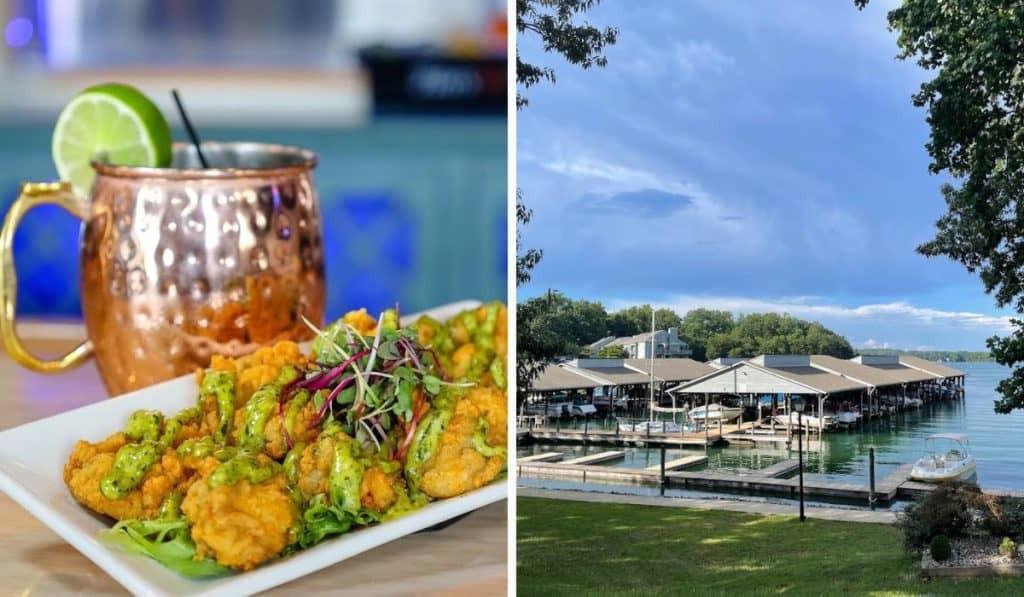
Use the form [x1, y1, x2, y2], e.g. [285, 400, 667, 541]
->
[752, 459, 800, 478]
[517, 451, 935, 504]
[518, 420, 761, 449]
[563, 450, 625, 465]
[645, 455, 707, 472]
[518, 452, 565, 463]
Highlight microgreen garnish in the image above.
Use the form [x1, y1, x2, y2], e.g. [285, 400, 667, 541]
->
[287, 309, 472, 454]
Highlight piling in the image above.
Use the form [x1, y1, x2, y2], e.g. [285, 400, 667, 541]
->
[660, 446, 667, 486]
[868, 447, 876, 507]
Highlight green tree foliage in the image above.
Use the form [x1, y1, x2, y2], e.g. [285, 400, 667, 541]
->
[597, 345, 627, 358]
[516, 292, 611, 406]
[857, 0, 1024, 412]
[516, 191, 542, 287]
[702, 313, 855, 360]
[606, 305, 682, 337]
[516, 0, 619, 109]
[679, 309, 735, 361]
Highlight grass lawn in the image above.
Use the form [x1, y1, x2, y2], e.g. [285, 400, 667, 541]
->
[517, 497, 1022, 596]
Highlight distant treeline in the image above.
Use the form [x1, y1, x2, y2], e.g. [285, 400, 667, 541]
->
[517, 291, 855, 361]
[857, 348, 993, 362]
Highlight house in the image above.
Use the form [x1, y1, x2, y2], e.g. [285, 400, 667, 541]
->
[588, 327, 691, 359]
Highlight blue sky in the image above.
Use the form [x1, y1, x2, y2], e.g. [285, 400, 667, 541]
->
[517, 0, 1013, 351]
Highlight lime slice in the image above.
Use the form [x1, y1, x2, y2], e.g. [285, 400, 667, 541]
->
[51, 83, 172, 196]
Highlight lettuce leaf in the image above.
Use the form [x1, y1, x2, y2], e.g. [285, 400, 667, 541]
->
[101, 518, 230, 578]
[299, 494, 353, 548]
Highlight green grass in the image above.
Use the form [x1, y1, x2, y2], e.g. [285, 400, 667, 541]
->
[517, 497, 1022, 596]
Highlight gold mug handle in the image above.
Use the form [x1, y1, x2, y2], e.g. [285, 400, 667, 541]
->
[0, 181, 94, 372]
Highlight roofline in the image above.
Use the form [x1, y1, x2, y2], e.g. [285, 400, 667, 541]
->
[807, 359, 880, 391]
[668, 360, 827, 395]
[898, 357, 963, 379]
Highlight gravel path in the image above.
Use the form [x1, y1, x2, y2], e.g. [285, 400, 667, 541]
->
[922, 536, 1023, 569]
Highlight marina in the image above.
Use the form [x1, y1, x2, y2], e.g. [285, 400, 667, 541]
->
[518, 360, 1024, 508]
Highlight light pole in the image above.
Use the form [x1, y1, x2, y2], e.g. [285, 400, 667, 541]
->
[794, 399, 806, 522]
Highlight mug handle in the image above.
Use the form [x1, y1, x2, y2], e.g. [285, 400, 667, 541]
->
[0, 181, 94, 372]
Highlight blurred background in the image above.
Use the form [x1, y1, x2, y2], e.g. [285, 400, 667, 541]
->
[0, 0, 508, 321]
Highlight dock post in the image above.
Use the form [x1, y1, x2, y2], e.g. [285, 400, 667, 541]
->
[660, 446, 667, 487]
[583, 416, 589, 445]
[615, 420, 620, 437]
[868, 448, 876, 508]
[556, 417, 560, 434]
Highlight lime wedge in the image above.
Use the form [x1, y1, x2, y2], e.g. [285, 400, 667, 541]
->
[51, 83, 172, 196]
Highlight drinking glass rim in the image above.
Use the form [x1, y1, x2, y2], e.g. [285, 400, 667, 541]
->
[90, 141, 318, 179]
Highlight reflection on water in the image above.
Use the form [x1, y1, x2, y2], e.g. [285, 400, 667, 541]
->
[519, 362, 1024, 490]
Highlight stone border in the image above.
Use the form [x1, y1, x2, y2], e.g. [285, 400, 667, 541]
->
[921, 556, 1024, 578]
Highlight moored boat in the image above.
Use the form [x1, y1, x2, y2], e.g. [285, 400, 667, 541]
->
[689, 403, 743, 423]
[910, 433, 977, 482]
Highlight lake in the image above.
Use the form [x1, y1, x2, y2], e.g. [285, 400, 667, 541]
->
[518, 361, 1024, 497]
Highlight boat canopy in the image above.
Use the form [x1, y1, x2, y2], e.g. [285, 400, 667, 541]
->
[926, 433, 968, 442]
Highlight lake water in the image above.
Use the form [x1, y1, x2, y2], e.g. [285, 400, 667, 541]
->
[518, 362, 1024, 494]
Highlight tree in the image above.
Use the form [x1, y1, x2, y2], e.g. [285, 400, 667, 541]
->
[679, 308, 735, 361]
[857, 0, 1024, 412]
[607, 311, 641, 337]
[516, 191, 542, 287]
[515, 1, 618, 403]
[516, 293, 578, 408]
[516, 0, 619, 109]
[702, 312, 853, 360]
[515, 0, 618, 286]
[597, 345, 627, 358]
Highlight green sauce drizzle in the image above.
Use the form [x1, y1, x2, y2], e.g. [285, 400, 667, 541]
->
[100, 440, 162, 500]
[200, 370, 236, 443]
[239, 366, 299, 451]
[208, 451, 280, 488]
[124, 410, 163, 442]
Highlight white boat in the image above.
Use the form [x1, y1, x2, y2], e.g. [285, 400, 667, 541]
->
[903, 397, 923, 408]
[689, 403, 743, 423]
[910, 433, 977, 482]
[834, 411, 860, 425]
[571, 404, 598, 417]
[771, 411, 835, 430]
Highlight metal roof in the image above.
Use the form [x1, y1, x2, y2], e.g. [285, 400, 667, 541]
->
[858, 363, 937, 383]
[623, 358, 715, 383]
[570, 365, 653, 385]
[530, 364, 604, 392]
[898, 355, 966, 378]
[809, 355, 906, 388]
[760, 365, 869, 394]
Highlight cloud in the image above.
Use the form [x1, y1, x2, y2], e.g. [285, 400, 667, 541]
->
[673, 40, 735, 77]
[572, 189, 694, 218]
[607, 294, 1013, 333]
[861, 338, 891, 349]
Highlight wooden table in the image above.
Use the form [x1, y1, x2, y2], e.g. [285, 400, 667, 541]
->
[0, 327, 507, 595]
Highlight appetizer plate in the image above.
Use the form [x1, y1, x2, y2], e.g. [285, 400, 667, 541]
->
[0, 300, 507, 596]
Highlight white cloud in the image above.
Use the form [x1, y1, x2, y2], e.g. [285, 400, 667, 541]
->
[861, 338, 891, 349]
[673, 41, 735, 77]
[607, 294, 1013, 333]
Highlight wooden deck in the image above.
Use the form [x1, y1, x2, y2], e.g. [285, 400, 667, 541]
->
[517, 451, 929, 504]
[645, 455, 708, 472]
[519, 421, 759, 448]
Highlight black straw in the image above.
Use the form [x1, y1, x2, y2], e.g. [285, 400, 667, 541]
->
[171, 89, 208, 168]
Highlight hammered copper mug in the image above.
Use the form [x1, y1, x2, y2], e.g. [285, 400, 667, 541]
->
[0, 142, 326, 395]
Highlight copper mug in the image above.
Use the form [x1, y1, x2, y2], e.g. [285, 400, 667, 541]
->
[0, 142, 326, 395]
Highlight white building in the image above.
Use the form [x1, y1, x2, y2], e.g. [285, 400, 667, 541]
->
[588, 327, 691, 359]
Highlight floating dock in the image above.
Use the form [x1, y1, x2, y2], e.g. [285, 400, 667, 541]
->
[518, 451, 936, 505]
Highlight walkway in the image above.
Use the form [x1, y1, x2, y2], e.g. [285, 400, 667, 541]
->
[517, 487, 897, 524]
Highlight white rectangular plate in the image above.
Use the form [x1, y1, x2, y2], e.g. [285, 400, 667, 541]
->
[0, 300, 507, 596]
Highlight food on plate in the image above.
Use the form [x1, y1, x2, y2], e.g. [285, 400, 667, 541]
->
[63, 303, 507, 576]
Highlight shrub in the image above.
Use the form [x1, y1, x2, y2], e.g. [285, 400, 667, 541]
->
[930, 535, 952, 562]
[980, 496, 1024, 540]
[898, 482, 979, 550]
[1000, 537, 1018, 559]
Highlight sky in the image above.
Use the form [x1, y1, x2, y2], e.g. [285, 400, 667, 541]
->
[517, 0, 1013, 351]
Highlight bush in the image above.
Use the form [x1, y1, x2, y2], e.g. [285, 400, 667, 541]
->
[930, 535, 952, 561]
[1000, 537, 1018, 559]
[898, 482, 979, 549]
[979, 496, 1024, 541]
